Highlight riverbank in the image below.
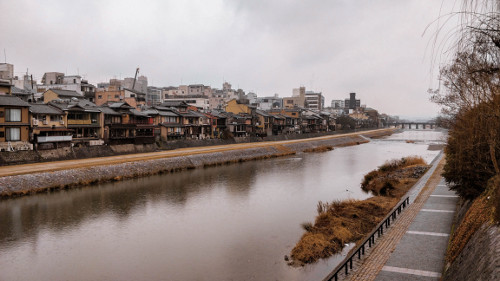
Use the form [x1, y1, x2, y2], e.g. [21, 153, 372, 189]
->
[0, 128, 395, 198]
[0, 129, 383, 166]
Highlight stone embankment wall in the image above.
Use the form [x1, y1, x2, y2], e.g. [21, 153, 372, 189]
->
[0, 144, 158, 166]
[0, 129, 378, 166]
[0, 131, 390, 198]
[442, 223, 500, 281]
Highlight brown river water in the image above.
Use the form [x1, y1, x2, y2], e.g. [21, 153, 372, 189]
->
[0, 130, 446, 281]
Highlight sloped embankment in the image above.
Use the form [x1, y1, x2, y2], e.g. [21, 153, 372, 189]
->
[0, 131, 391, 198]
[441, 175, 500, 281]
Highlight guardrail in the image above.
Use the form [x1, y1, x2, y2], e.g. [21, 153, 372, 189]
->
[323, 196, 410, 281]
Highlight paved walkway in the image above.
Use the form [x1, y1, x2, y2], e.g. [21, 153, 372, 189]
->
[343, 155, 459, 281]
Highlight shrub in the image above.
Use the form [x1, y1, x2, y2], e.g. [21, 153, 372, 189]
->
[301, 222, 314, 232]
[442, 96, 500, 199]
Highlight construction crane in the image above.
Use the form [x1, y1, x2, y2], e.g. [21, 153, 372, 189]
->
[132, 67, 139, 90]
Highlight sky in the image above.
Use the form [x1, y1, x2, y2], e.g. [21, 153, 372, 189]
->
[0, 0, 461, 119]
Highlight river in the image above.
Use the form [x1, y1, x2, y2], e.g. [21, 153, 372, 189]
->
[0, 130, 446, 281]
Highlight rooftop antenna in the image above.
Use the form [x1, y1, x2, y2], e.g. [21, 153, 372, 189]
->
[3, 49, 6, 63]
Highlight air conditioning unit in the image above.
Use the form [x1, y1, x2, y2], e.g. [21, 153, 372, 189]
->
[60, 120, 65, 125]
[33, 119, 39, 126]
[43, 120, 48, 125]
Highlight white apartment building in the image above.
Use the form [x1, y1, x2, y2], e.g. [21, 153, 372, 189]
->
[38, 72, 82, 94]
[164, 95, 209, 110]
[331, 99, 345, 108]
[305, 91, 324, 110]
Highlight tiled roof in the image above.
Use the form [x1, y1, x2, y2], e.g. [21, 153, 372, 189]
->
[47, 89, 82, 97]
[0, 95, 30, 106]
[130, 108, 149, 117]
[98, 106, 121, 115]
[108, 102, 134, 109]
[11, 86, 32, 95]
[160, 101, 189, 107]
[255, 109, 271, 117]
[29, 103, 63, 115]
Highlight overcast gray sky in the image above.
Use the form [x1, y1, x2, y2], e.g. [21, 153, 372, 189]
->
[0, 0, 459, 118]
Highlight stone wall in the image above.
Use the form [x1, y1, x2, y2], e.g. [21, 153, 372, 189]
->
[0, 144, 158, 166]
[442, 223, 500, 281]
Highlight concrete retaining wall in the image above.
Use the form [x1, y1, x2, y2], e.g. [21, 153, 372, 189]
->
[442, 223, 500, 281]
[0, 130, 392, 198]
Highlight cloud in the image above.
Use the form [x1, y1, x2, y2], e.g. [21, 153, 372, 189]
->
[0, 0, 458, 117]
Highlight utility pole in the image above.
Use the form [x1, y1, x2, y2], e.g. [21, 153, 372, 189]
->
[30, 75, 35, 102]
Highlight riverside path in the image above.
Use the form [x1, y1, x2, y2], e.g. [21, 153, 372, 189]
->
[343, 155, 458, 281]
[0, 128, 394, 177]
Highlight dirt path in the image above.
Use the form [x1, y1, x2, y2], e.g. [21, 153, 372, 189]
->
[0, 129, 394, 178]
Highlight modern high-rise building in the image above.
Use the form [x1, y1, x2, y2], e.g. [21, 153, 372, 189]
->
[344, 92, 360, 110]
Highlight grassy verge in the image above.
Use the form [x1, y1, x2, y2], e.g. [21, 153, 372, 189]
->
[288, 156, 429, 266]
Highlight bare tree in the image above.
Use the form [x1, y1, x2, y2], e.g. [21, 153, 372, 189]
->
[430, 0, 500, 198]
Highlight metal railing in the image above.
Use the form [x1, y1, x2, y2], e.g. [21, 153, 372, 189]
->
[323, 196, 410, 281]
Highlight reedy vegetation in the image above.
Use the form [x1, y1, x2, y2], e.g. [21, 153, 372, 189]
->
[289, 157, 428, 265]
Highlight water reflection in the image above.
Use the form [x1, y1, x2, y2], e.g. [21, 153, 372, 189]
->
[0, 130, 446, 281]
[0, 162, 263, 248]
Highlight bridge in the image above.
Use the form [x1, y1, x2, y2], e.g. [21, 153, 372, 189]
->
[386, 121, 437, 129]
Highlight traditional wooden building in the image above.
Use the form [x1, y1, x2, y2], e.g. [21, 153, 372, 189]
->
[30, 103, 72, 149]
[0, 95, 31, 151]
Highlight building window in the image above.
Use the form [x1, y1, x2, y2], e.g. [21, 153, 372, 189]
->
[6, 128, 21, 141]
[98, 95, 102, 99]
[5, 108, 21, 122]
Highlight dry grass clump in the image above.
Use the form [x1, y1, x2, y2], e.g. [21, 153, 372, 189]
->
[303, 146, 334, 153]
[377, 156, 426, 173]
[273, 144, 295, 155]
[361, 157, 428, 197]
[290, 197, 397, 265]
[289, 156, 429, 266]
[334, 140, 369, 147]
